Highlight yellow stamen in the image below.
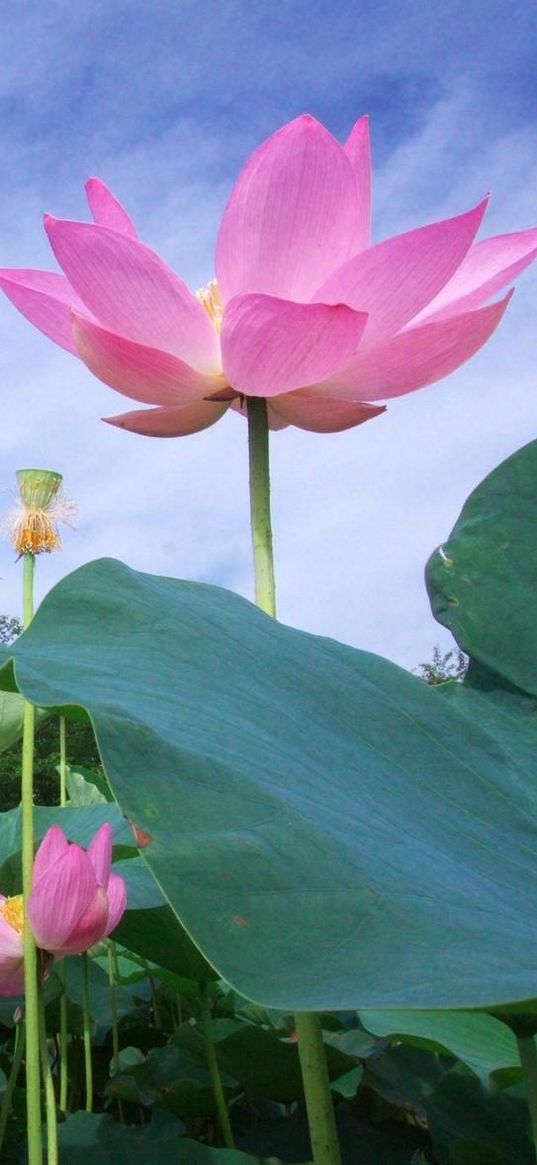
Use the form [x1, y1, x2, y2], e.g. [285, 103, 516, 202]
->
[12, 511, 62, 555]
[196, 278, 223, 332]
[0, 894, 24, 934]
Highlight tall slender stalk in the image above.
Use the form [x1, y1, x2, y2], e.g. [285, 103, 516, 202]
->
[517, 1033, 537, 1159]
[58, 718, 69, 1111]
[59, 962, 69, 1112]
[0, 1021, 26, 1155]
[107, 941, 125, 1122]
[59, 716, 67, 807]
[199, 982, 234, 1148]
[245, 397, 341, 1165]
[81, 953, 94, 1112]
[39, 995, 58, 1165]
[21, 552, 43, 1165]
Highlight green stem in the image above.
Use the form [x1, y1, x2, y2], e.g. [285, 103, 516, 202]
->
[59, 716, 67, 807]
[39, 995, 58, 1165]
[199, 983, 234, 1148]
[517, 1033, 537, 1158]
[107, 943, 120, 1074]
[142, 959, 162, 1030]
[0, 1021, 26, 1155]
[246, 399, 341, 1165]
[295, 1013, 341, 1165]
[246, 397, 276, 616]
[21, 553, 43, 1165]
[59, 961, 69, 1112]
[107, 941, 125, 1122]
[81, 953, 93, 1112]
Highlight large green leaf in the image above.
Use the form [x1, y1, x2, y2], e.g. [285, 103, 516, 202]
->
[1, 559, 537, 1010]
[113, 859, 217, 981]
[0, 689, 46, 751]
[358, 1009, 519, 1087]
[57, 1110, 256, 1165]
[426, 438, 537, 695]
[424, 1066, 533, 1165]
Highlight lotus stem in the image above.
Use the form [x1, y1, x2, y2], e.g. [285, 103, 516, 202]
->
[81, 953, 93, 1112]
[59, 961, 69, 1112]
[39, 994, 58, 1165]
[199, 982, 234, 1148]
[0, 1020, 26, 1155]
[517, 1033, 537, 1159]
[295, 1012, 342, 1165]
[246, 397, 276, 616]
[59, 716, 67, 806]
[246, 398, 341, 1165]
[21, 551, 43, 1165]
[107, 941, 125, 1122]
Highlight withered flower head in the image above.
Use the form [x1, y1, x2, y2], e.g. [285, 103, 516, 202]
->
[4, 468, 77, 556]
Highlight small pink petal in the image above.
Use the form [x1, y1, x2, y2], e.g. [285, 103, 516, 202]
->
[220, 294, 368, 396]
[33, 825, 69, 883]
[0, 964, 25, 996]
[268, 391, 386, 433]
[413, 228, 537, 323]
[45, 217, 221, 372]
[343, 115, 372, 251]
[320, 294, 513, 401]
[87, 824, 112, 889]
[0, 914, 24, 962]
[72, 312, 225, 407]
[216, 114, 360, 303]
[28, 846, 96, 951]
[0, 269, 90, 355]
[104, 397, 228, 437]
[85, 178, 138, 238]
[104, 874, 127, 935]
[314, 200, 489, 342]
[56, 886, 109, 956]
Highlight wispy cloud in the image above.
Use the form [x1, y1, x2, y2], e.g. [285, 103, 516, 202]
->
[0, 6, 535, 671]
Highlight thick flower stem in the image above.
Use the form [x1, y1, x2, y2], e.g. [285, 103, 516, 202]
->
[59, 716, 67, 806]
[21, 552, 43, 1165]
[295, 1013, 342, 1165]
[245, 398, 341, 1165]
[81, 953, 93, 1112]
[246, 397, 276, 616]
[199, 982, 234, 1148]
[517, 1034, 537, 1159]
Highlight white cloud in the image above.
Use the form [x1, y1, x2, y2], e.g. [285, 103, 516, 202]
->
[0, 74, 536, 677]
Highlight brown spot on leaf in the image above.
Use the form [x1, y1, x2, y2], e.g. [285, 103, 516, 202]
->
[128, 819, 154, 848]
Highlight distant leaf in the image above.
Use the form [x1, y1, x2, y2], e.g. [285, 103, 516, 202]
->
[426, 438, 537, 696]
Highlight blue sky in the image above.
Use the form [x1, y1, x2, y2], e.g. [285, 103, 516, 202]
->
[0, 0, 536, 669]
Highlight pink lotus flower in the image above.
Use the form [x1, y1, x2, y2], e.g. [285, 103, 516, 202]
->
[1, 115, 536, 436]
[0, 823, 127, 995]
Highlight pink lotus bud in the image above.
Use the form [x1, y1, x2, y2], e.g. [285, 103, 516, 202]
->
[0, 824, 127, 996]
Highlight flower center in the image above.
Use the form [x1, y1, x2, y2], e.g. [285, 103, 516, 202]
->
[196, 279, 223, 332]
[0, 894, 24, 934]
[11, 511, 62, 556]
